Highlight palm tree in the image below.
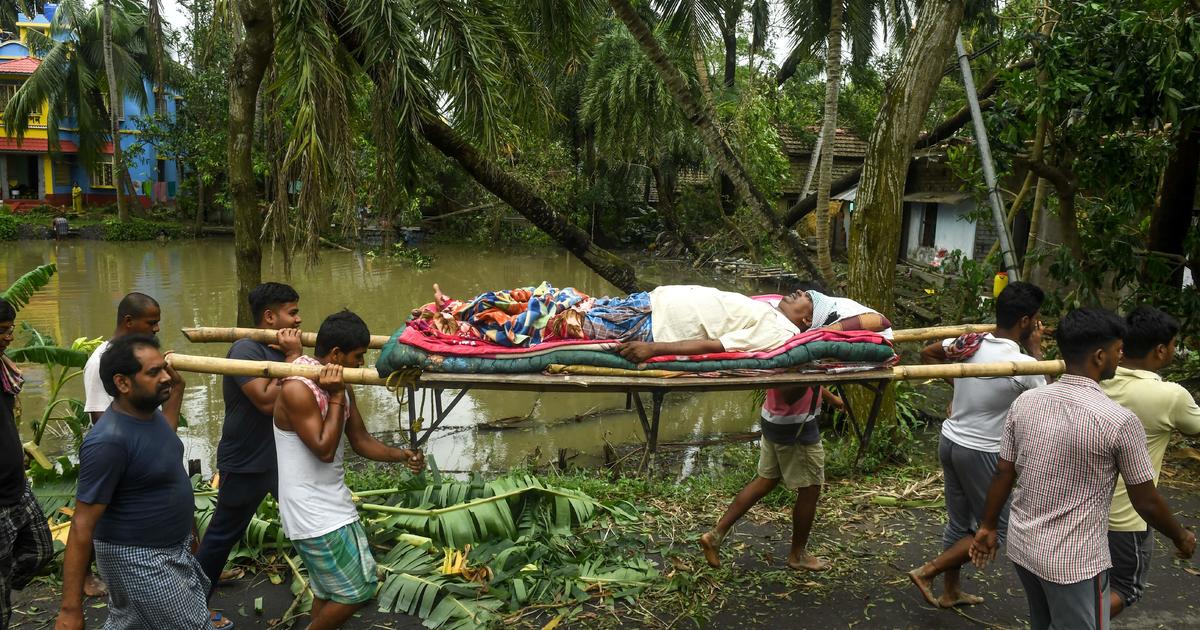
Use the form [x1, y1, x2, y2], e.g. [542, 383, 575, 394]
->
[222, 0, 648, 316]
[102, 0, 129, 220]
[607, 0, 823, 280]
[3, 0, 153, 221]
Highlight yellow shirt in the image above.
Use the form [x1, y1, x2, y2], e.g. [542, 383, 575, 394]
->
[1103, 366, 1200, 531]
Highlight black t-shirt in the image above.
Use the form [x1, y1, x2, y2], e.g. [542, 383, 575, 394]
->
[216, 339, 284, 473]
[1, 391, 24, 506]
[76, 408, 194, 547]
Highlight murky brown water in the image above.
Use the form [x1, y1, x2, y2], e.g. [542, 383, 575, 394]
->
[4, 239, 777, 474]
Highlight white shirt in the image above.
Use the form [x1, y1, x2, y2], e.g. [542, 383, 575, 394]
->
[649, 285, 799, 352]
[940, 334, 1045, 452]
[82, 340, 113, 413]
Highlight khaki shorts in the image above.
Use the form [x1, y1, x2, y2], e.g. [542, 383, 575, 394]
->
[757, 437, 824, 490]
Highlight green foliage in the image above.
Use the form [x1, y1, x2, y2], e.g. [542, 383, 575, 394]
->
[100, 217, 185, 241]
[1, 263, 57, 311]
[0, 214, 15, 241]
[366, 243, 435, 268]
[11, 323, 104, 446]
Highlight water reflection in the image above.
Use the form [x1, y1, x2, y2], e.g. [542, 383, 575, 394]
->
[3, 239, 766, 473]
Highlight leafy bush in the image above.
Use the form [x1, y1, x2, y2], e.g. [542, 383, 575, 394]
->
[0, 214, 16, 240]
[100, 217, 185, 241]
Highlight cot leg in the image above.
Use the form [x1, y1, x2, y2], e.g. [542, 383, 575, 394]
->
[405, 385, 418, 447]
[852, 381, 888, 470]
[415, 388, 470, 449]
[636, 391, 666, 474]
[833, 384, 866, 445]
[625, 392, 633, 411]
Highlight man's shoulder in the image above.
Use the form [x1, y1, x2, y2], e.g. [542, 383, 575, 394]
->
[84, 340, 110, 369]
[228, 337, 271, 359]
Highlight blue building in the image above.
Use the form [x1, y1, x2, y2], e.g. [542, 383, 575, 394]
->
[0, 3, 179, 209]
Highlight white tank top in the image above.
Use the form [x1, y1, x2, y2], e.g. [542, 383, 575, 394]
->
[273, 359, 360, 540]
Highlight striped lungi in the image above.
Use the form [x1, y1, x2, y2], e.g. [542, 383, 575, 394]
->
[93, 536, 209, 630]
[581, 292, 654, 342]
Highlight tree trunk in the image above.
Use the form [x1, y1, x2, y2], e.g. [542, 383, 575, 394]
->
[1146, 128, 1200, 288]
[101, 0, 127, 221]
[420, 115, 647, 294]
[845, 0, 965, 450]
[815, 0, 844, 287]
[848, 0, 965, 319]
[148, 0, 167, 183]
[228, 0, 274, 327]
[652, 163, 702, 259]
[608, 0, 822, 281]
[193, 175, 205, 237]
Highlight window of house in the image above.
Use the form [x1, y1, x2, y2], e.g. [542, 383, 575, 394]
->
[54, 159, 71, 186]
[91, 157, 115, 188]
[0, 83, 19, 112]
[919, 202, 938, 248]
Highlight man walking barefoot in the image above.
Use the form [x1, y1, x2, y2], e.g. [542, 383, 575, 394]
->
[909, 282, 1046, 608]
[273, 311, 424, 629]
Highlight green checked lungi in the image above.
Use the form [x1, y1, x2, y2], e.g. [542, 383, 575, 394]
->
[292, 521, 378, 605]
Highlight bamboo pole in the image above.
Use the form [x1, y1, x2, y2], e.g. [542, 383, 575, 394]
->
[891, 359, 1063, 380]
[165, 352, 389, 386]
[890, 323, 997, 343]
[181, 327, 391, 350]
[166, 352, 1064, 386]
[183, 322, 999, 350]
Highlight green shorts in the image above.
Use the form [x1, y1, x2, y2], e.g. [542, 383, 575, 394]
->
[757, 438, 824, 490]
[292, 520, 378, 605]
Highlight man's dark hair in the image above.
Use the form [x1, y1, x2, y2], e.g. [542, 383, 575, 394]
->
[1123, 306, 1179, 359]
[248, 282, 300, 325]
[99, 334, 160, 398]
[1055, 308, 1127, 365]
[315, 310, 370, 357]
[0, 297, 14, 323]
[116, 292, 159, 324]
[995, 282, 1045, 328]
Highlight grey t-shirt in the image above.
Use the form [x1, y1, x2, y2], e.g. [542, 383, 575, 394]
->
[216, 339, 283, 473]
[77, 409, 193, 547]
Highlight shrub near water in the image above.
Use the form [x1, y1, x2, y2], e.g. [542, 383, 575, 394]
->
[0, 215, 16, 240]
[100, 217, 185, 241]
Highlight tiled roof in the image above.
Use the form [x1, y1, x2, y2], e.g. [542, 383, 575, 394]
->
[0, 57, 40, 74]
[0, 137, 79, 152]
[777, 124, 869, 159]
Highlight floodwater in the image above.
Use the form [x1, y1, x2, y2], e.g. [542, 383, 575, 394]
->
[3, 239, 780, 475]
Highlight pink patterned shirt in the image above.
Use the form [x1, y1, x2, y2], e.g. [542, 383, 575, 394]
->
[1001, 374, 1155, 584]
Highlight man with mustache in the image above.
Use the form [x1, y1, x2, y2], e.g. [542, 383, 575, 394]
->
[56, 335, 207, 630]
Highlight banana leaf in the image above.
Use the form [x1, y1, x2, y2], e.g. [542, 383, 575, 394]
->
[7, 344, 90, 368]
[1, 263, 56, 311]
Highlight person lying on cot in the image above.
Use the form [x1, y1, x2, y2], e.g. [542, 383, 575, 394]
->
[424, 283, 890, 362]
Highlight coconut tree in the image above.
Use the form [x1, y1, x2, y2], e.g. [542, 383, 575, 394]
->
[607, 0, 823, 280]
[3, 0, 154, 221]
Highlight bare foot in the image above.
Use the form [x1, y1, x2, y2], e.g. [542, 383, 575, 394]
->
[787, 553, 831, 572]
[938, 592, 984, 608]
[908, 567, 938, 607]
[210, 611, 234, 629]
[699, 531, 722, 568]
[83, 574, 107, 597]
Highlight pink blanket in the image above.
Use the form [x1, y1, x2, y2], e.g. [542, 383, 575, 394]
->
[397, 324, 891, 362]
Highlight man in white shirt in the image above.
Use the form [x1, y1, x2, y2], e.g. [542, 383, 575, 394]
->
[909, 282, 1047, 609]
[617, 285, 812, 362]
[83, 292, 182, 424]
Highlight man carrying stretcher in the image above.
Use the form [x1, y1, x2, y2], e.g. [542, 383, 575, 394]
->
[420, 283, 889, 361]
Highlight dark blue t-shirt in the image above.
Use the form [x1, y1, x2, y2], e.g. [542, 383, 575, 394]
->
[77, 408, 194, 547]
[216, 339, 283, 473]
